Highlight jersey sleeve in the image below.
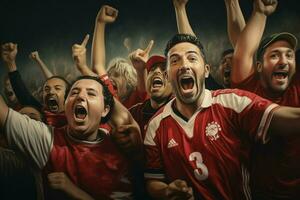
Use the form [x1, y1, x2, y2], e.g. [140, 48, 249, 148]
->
[235, 91, 278, 143]
[4, 108, 53, 169]
[144, 117, 165, 180]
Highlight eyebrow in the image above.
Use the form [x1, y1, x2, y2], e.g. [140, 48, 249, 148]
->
[170, 50, 199, 58]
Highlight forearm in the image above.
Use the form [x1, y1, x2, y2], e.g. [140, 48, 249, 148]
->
[146, 179, 168, 199]
[8, 71, 42, 110]
[35, 58, 54, 78]
[76, 64, 97, 76]
[269, 106, 300, 137]
[0, 96, 9, 129]
[91, 22, 107, 76]
[232, 11, 266, 83]
[225, 0, 246, 47]
[174, 5, 195, 36]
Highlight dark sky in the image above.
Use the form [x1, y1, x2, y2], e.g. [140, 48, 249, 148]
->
[0, 0, 299, 88]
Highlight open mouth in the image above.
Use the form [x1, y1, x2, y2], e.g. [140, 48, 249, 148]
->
[74, 105, 87, 120]
[5, 90, 14, 97]
[180, 76, 194, 90]
[272, 71, 288, 80]
[224, 69, 231, 78]
[47, 97, 59, 111]
[152, 77, 163, 88]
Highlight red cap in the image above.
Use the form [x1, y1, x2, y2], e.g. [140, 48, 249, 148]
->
[146, 55, 166, 73]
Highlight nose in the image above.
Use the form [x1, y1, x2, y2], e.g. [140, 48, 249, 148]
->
[76, 91, 86, 102]
[49, 87, 55, 94]
[278, 55, 288, 66]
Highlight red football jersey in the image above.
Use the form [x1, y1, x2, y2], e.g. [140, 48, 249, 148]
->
[144, 89, 277, 200]
[44, 126, 133, 200]
[44, 110, 67, 128]
[232, 72, 300, 199]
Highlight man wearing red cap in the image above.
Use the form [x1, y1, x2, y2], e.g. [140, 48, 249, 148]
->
[129, 54, 173, 140]
[231, 0, 300, 198]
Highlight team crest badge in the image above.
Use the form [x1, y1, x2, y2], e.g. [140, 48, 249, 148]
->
[205, 121, 221, 141]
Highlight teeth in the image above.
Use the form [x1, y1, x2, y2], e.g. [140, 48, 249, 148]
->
[273, 72, 288, 80]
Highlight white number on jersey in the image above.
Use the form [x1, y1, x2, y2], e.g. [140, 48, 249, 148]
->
[189, 152, 208, 180]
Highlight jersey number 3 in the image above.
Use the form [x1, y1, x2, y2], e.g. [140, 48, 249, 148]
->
[189, 152, 208, 180]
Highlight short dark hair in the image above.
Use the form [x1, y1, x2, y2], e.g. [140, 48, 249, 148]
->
[45, 76, 71, 100]
[164, 34, 207, 62]
[68, 76, 114, 123]
[221, 49, 234, 59]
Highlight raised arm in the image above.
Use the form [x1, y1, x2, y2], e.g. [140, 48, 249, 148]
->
[1, 43, 42, 109]
[232, 0, 277, 83]
[91, 5, 118, 76]
[129, 40, 154, 94]
[29, 51, 54, 79]
[72, 34, 97, 76]
[173, 0, 195, 36]
[224, 0, 246, 47]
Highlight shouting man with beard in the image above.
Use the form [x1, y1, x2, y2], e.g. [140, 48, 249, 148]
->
[231, 0, 300, 198]
[144, 33, 300, 200]
[1, 42, 69, 127]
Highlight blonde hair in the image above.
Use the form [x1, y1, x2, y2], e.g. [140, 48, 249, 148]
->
[107, 57, 137, 92]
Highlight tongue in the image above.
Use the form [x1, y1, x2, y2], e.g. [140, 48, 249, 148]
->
[182, 82, 193, 90]
[77, 113, 86, 119]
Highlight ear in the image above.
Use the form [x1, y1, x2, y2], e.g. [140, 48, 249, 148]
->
[256, 61, 263, 73]
[101, 105, 110, 118]
[204, 64, 211, 78]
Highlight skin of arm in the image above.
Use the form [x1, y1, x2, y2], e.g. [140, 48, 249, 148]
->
[173, 0, 195, 36]
[72, 34, 97, 76]
[225, 0, 246, 47]
[109, 98, 143, 162]
[146, 179, 194, 200]
[231, 0, 278, 83]
[29, 51, 54, 79]
[91, 5, 118, 77]
[128, 40, 154, 94]
[268, 106, 300, 137]
[48, 172, 94, 200]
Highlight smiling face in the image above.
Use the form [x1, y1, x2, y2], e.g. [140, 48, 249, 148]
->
[65, 79, 109, 141]
[258, 40, 296, 95]
[167, 42, 210, 105]
[42, 78, 67, 113]
[146, 63, 172, 103]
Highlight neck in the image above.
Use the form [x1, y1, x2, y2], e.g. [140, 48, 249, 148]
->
[175, 92, 205, 120]
[150, 95, 171, 110]
[69, 127, 98, 142]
